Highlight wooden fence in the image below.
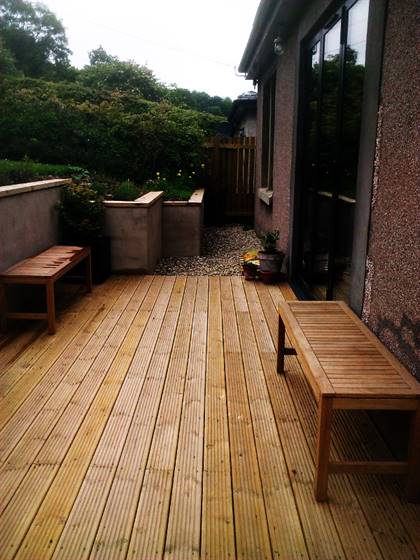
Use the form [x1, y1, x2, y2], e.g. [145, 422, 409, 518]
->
[202, 136, 256, 223]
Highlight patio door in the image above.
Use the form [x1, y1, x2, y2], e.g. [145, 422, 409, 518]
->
[295, 0, 369, 302]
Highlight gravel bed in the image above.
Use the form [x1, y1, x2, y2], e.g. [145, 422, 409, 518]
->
[155, 224, 262, 276]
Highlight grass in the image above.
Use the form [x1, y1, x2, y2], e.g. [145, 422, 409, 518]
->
[0, 159, 197, 201]
[146, 182, 195, 201]
[0, 159, 89, 186]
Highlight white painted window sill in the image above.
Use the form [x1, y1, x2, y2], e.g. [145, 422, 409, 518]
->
[258, 188, 273, 207]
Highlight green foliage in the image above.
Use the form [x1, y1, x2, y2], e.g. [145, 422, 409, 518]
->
[261, 230, 280, 253]
[0, 37, 21, 75]
[0, 78, 221, 183]
[113, 179, 141, 201]
[165, 87, 232, 117]
[0, 0, 72, 79]
[144, 169, 198, 201]
[0, 158, 89, 185]
[78, 56, 164, 102]
[0, 5, 230, 193]
[88, 46, 117, 66]
[57, 182, 105, 240]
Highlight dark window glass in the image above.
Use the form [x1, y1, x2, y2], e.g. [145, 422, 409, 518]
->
[296, 0, 370, 302]
[261, 74, 276, 189]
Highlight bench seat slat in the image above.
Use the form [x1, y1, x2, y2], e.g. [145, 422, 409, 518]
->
[277, 300, 420, 502]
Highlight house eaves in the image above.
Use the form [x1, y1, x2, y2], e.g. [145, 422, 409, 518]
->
[228, 97, 257, 125]
[239, 0, 311, 80]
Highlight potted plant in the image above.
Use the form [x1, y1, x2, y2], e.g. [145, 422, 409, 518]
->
[57, 181, 111, 283]
[241, 249, 259, 280]
[258, 230, 284, 283]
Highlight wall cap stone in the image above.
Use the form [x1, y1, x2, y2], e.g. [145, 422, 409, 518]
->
[163, 188, 204, 207]
[104, 190, 163, 208]
[0, 178, 72, 199]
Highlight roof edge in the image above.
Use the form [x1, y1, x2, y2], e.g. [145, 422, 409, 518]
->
[239, 0, 311, 79]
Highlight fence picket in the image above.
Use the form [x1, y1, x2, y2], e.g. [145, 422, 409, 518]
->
[202, 137, 256, 221]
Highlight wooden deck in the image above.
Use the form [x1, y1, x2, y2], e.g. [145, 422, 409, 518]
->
[0, 275, 419, 560]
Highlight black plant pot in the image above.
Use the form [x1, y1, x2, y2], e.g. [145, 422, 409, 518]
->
[62, 234, 111, 285]
[89, 236, 111, 284]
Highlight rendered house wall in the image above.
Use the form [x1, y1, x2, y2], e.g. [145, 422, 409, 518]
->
[251, 0, 418, 377]
[362, 0, 420, 379]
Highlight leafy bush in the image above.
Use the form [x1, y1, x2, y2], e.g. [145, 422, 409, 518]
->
[57, 182, 105, 240]
[78, 58, 164, 102]
[0, 158, 89, 185]
[113, 179, 141, 201]
[0, 78, 222, 184]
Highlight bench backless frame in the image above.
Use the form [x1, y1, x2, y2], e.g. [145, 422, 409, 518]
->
[0, 246, 92, 335]
[277, 300, 420, 502]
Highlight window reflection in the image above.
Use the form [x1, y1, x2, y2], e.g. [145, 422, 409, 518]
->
[347, 0, 369, 64]
[297, 0, 370, 303]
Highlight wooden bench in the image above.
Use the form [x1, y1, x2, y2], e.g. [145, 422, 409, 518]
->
[0, 246, 92, 335]
[277, 300, 420, 502]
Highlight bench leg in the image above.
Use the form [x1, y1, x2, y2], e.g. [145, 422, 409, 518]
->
[277, 315, 285, 373]
[406, 404, 420, 502]
[46, 281, 56, 335]
[315, 396, 333, 501]
[86, 251, 93, 293]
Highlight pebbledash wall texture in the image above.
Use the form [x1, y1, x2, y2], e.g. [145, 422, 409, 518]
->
[362, 0, 420, 379]
[253, 0, 419, 379]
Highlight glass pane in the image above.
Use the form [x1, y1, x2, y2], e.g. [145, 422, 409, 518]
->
[310, 19, 340, 300]
[347, 0, 369, 65]
[297, 3, 370, 303]
[334, 0, 369, 301]
[319, 18, 341, 195]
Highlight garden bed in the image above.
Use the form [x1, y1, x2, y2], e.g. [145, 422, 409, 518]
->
[0, 179, 204, 275]
[104, 189, 204, 272]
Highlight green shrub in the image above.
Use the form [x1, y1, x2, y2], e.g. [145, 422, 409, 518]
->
[113, 179, 141, 201]
[0, 78, 222, 184]
[144, 169, 198, 201]
[57, 182, 104, 240]
[0, 158, 89, 185]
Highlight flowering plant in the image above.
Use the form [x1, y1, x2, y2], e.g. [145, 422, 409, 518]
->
[144, 166, 203, 200]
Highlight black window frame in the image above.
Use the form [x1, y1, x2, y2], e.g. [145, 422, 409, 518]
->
[293, 0, 372, 302]
[261, 72, 276, 190]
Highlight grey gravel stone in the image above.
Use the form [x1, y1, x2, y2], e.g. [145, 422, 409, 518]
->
[155, 225, 262, 276]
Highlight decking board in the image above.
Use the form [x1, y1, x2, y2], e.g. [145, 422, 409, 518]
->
[0, 275, 418, 560]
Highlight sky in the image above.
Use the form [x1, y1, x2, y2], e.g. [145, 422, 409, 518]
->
[43, 0, 261, 100]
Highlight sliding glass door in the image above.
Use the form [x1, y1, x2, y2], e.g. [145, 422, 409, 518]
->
[295, 0, 369, 302]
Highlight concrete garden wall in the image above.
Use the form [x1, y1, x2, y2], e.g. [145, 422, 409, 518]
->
[1, 181, 205, 275]
[162, 189, 204, 257]
[0, 179, 71, 271]
[104, 189, 204, 270]
[104, 191, 163, 273]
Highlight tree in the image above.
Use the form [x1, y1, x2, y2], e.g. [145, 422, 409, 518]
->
[0, 0, 71, 78]
[88, 46, 117, 66]
[0, 36, 21, 75]
[165, 87, 232, 116]
[78, 48, 164, 101]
